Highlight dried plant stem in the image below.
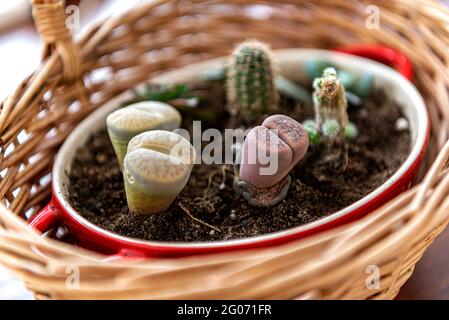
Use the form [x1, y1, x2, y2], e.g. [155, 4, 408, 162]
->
[178, 202, 221, 233]
[203, 165, 232, 197]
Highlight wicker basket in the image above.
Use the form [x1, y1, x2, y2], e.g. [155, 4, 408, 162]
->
[1, 0, 449, 300]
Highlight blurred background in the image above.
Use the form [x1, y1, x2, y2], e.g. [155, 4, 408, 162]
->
[0, 0, 449, 300]
[0, 0, 143, 101]
[0, 0, 126, 299]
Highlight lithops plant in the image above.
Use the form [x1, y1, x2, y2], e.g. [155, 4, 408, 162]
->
[107, 101, 181, 166]
[123, 130, 196, 214]
[234, 115, 309, 207]
[227, 40, 279, 120]
[313, 67, 349, 143]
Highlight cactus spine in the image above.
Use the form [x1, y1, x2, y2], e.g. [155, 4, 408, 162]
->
[313, 68, 348, 143]
[227, 40, 279, 120]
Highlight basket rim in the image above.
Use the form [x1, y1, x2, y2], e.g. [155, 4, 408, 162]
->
[48, 49, 430, 251]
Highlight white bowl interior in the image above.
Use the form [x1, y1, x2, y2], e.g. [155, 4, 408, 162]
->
[53, 49, 428, 248]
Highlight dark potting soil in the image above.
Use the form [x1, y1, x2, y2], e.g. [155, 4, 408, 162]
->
[67, 83, 410, 242]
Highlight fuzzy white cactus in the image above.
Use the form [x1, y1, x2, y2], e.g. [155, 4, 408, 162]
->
[313, 68, 349, 143]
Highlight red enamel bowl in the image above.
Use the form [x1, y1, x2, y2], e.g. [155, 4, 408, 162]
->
[28, 46, 429, 258]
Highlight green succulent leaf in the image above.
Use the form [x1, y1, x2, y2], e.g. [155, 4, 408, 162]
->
[344, 122, 359, 140]
[276, 76, 312, 106]
[142, 83, 192, 102]
[303, 119, 321, 145]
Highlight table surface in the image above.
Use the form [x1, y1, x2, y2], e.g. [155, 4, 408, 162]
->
[0, 0, 448, 300]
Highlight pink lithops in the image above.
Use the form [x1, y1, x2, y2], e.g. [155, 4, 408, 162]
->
[240, 126, 293, 188]
[262, 114, 309, 169]
[236, 115, 309, 207]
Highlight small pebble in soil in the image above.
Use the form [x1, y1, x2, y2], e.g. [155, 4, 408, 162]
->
[395, 117, 409, 131]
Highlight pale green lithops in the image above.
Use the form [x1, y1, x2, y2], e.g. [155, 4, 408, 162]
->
[106, 101, 181, 166]
[123, 130, 196, 214]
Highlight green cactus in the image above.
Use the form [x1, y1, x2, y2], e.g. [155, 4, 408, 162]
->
[227, 40, 279, 120]
[313, 67, 348, 143]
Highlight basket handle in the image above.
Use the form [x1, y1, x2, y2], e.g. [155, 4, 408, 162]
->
[30, 0, 81, 82]
[28, 201, 61, 233]
[29, 200, 146, 260]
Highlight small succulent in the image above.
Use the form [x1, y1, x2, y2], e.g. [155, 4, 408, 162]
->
[305, 60, 374, 99]
[107, 101, 181, 166]
[138, 83, 193, 102]
[344, 122, 358, 140]
[313, 68, 349, 143]
[227, 40, 279, 120]
[123, 130, 196, 214]
[130, 83, 217, 124]
[234, 115, 309, 207]
[338, 70, 374, 99]
[322, 119, 340, 139]
[302, 119, 321, 145]
[303, 119, 357, 145]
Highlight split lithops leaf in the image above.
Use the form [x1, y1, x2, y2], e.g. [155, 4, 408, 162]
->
[239, 125, 293, 189]
[123, 130, 196, 215]
[262, 115, 309, 168]
[107, 101, 181, 166]
[236, 115, 309, 207]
